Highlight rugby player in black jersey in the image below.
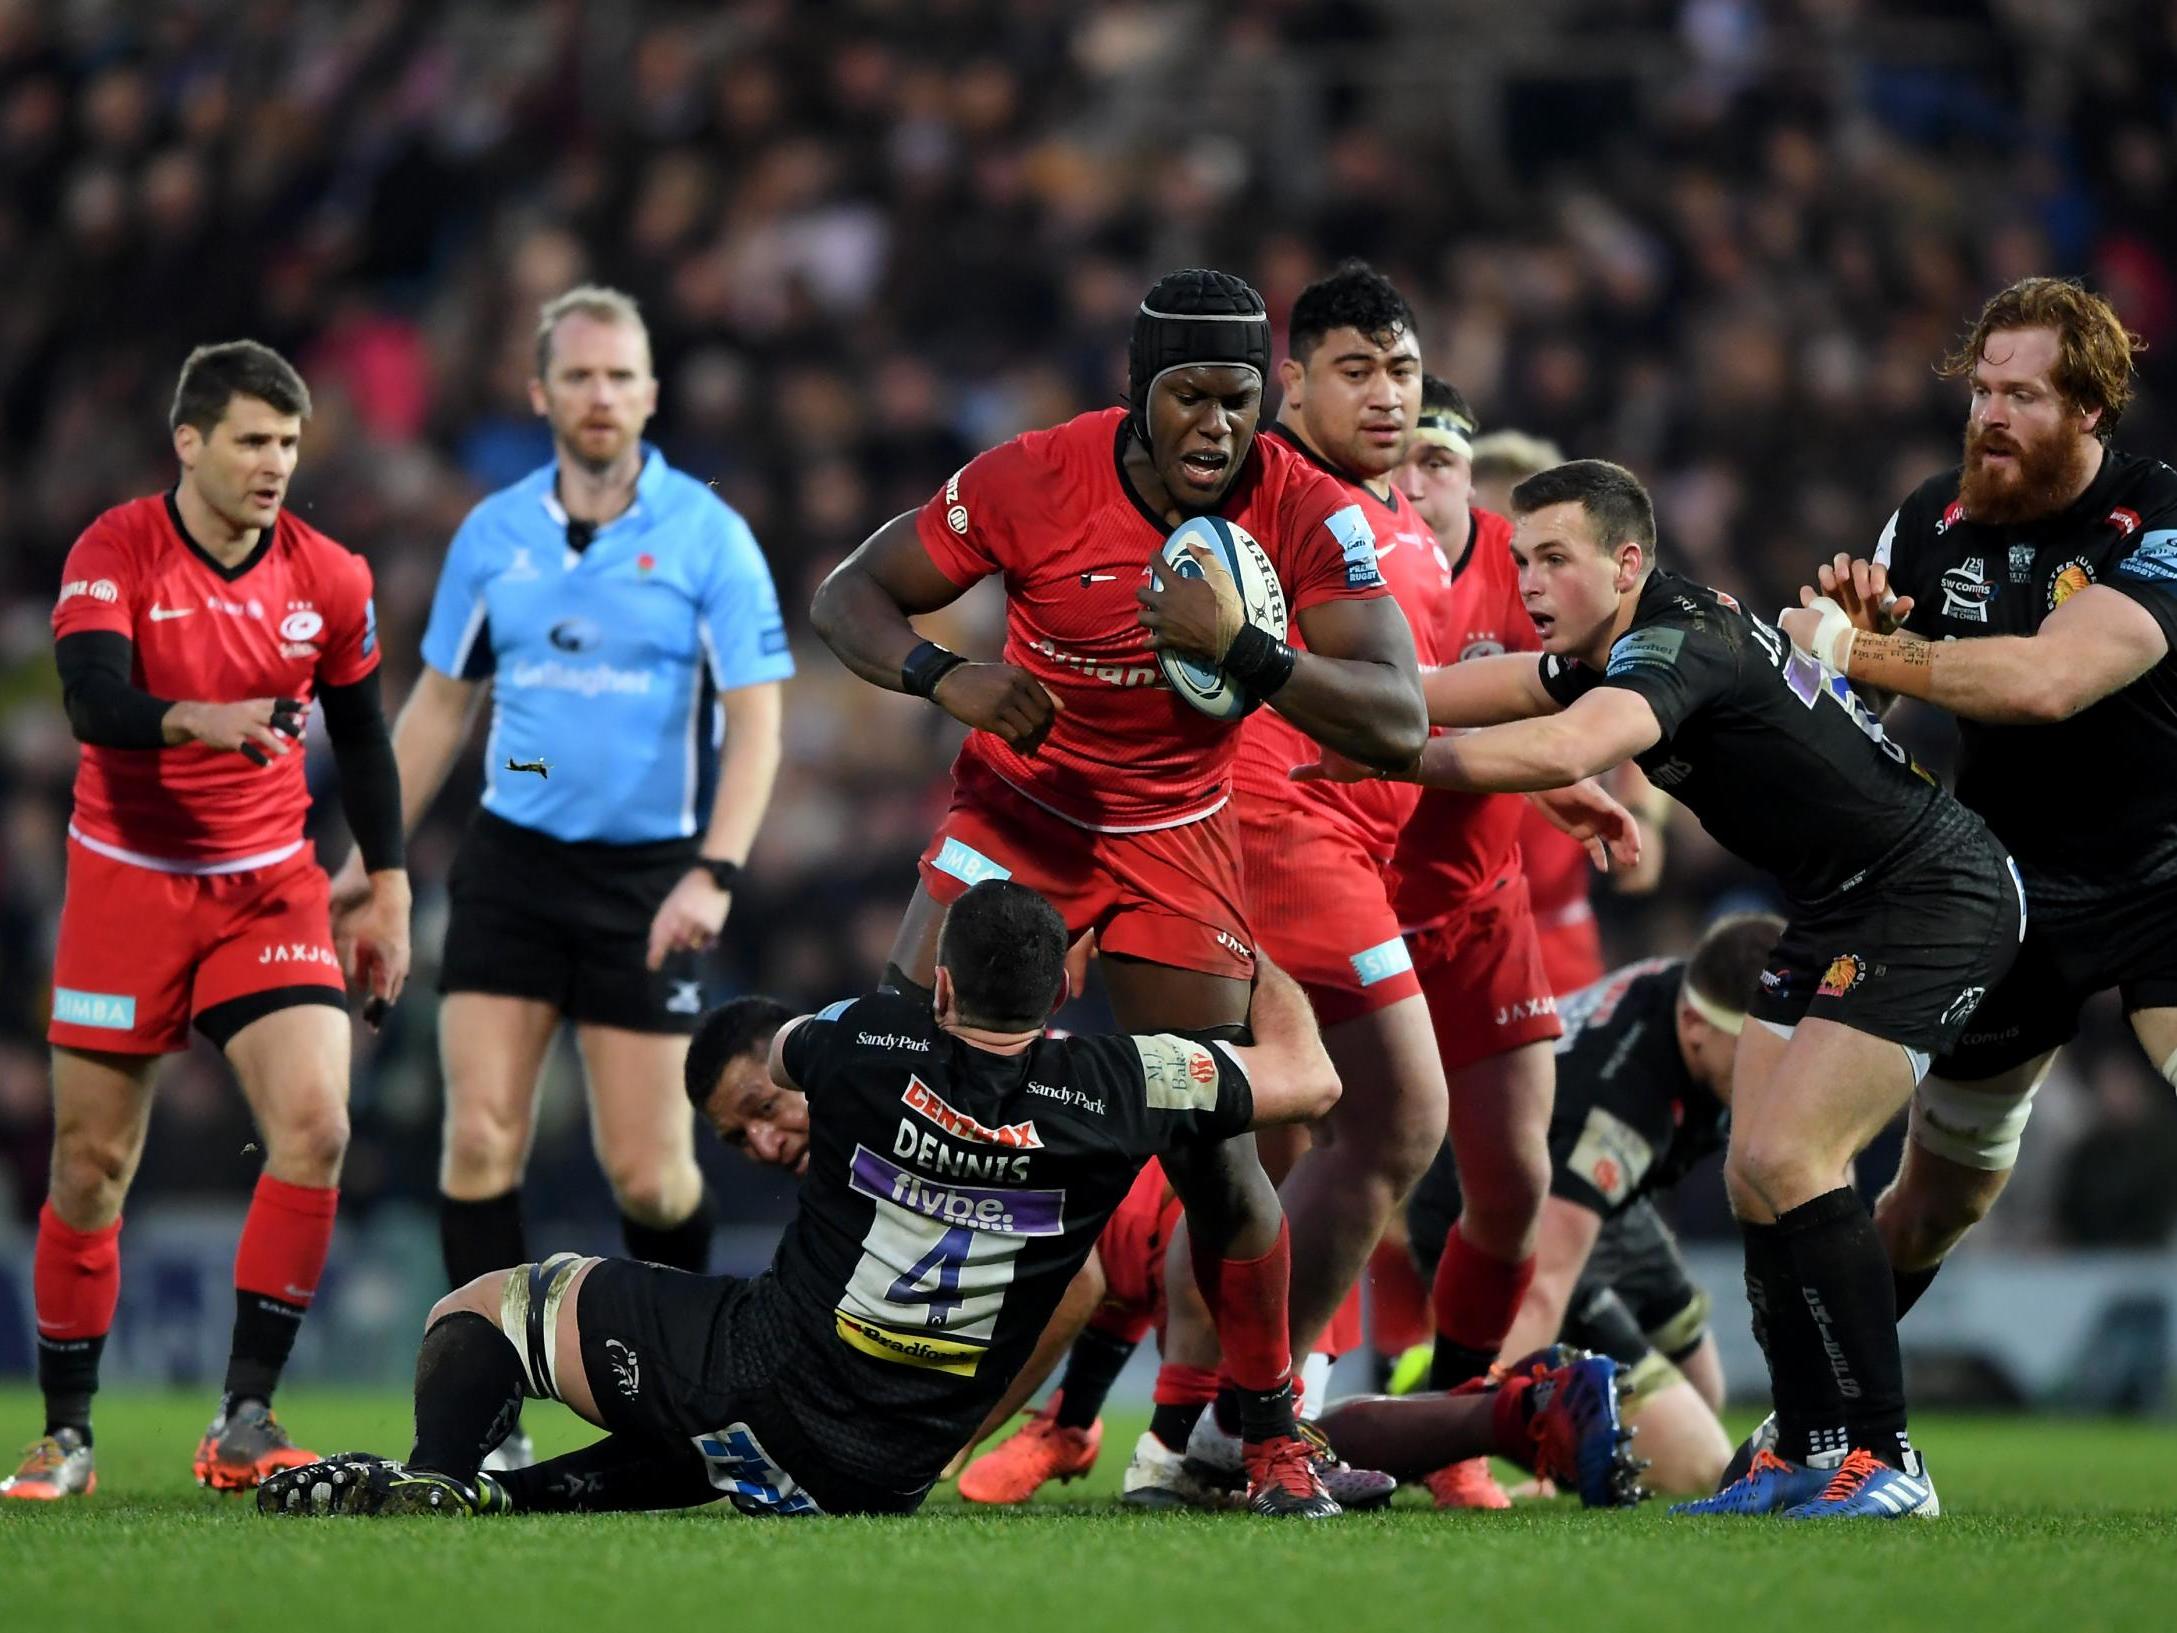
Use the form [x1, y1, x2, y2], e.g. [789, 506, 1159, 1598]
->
[1779, 278, 2177, 1327]
[1393, 914, 1781, 1497]
[1297, 459, 2026, 1519]
[257, 881, 1360, 1520]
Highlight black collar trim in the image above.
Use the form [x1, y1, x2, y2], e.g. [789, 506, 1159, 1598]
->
[1262, 421, 1401, 514]
[165, 490, 276, 582]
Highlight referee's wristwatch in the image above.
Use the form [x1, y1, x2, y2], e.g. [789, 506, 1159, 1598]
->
[695, 857, 742, 892]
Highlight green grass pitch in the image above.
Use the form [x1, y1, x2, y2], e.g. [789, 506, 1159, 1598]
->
[4, 1389, 2175, 1632]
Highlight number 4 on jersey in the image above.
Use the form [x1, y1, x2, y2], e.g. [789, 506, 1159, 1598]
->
[888, 1224, 974, 1325]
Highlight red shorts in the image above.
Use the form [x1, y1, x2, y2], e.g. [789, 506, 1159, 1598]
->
[1235, 802, 1419, 1028]
[918, 757, 1254, 981]
[1407, 868, 1563, 1074]
[1090, 1158, 1181, 1346]
[49, 838, 342, 1055]
[1533, 893, 1606, 996]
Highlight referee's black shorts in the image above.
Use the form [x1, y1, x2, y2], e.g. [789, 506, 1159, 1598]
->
[439, 809, 707, 1034]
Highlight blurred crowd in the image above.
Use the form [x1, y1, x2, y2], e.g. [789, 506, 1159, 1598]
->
[2, 0, 2175, 1244]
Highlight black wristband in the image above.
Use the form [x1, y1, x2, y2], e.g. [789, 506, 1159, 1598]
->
[901, 639, 967, 700]
[697, 857, 742, 891]
[1220, 623, 1298, 698]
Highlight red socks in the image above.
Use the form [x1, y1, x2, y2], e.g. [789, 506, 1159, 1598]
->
[1153, 1362, 1221, 1408]
[1489, 1371, 1539, 1463]
[1197, 1218, 1294, 1394]
[234, 1174, 339, 1308]
[35, 1201, 121, 1343]
[1430, 1224, 1536, 1352]
[1367, 1236, 1431, 1356]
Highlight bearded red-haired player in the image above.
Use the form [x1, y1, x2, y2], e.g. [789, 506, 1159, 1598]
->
[2, 342, 409, 1504]
[812, 268, 1428, 1518]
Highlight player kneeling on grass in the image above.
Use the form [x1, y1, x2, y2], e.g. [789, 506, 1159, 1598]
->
[260, 880, 1353, 1520]
[1396, 914, 1784, 1498]
[1296, 460, 2027, 1520]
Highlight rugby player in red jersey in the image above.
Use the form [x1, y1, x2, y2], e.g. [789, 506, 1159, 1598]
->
[2, 343, 408, 1502]
[811, 268, 1428, 1516]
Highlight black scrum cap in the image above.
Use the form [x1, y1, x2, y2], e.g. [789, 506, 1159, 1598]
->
[1128, 269, 1271, 436]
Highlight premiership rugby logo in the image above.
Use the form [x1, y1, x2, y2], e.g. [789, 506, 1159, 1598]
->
[901, 1076, 1043, 1148]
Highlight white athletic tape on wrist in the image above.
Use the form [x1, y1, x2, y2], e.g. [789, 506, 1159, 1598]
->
[1796, 595, 1858, 671]
[1682, 983, 1745, 1037]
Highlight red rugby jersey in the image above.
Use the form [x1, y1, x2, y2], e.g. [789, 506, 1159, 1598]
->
[52, 493, 378, 869]
[915, 407, 1387, 832]
[1391, 507, 1540, 925]
[1231, 423, 1445, 862]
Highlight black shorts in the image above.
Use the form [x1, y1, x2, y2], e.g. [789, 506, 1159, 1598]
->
[439, 810, 706, 1033]
[1568, 1198, 1707, 1366]
[1746, 804, 2026, 1064]
[1935, 872, 2177, 1079]
[570, 1258, 922, 1517]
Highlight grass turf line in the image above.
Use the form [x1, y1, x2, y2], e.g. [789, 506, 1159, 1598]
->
[2, 1388, 2174, 1633]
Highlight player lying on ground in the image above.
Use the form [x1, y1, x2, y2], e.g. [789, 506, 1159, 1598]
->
[1398, 914, 1782, 1497]
[1775, 278, 2177, 1336]
[1297, 459, 2026, 1520]
[260, 880, 1366, 1520]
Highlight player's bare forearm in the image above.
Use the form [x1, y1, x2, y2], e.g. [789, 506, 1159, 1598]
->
[810, 512, 972, 690]
[700, 682, 783, 864]
[1238, 957, 1341, 1126]
[1423, 653, 1556, 727]
[1410, 716, 1610, 793]
[387, 665, 486, 833]
[1846, 593, 2166, 725]
[955, 1257, 1106, 1464]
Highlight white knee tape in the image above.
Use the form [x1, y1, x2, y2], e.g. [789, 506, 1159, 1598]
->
[1908, 1067, 2050, 1172]
[2161, 1049, 2177, 1089]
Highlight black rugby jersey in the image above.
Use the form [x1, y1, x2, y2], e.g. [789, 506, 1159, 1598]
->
[755, 990, 1253, 1496]
[1539, 569, 1948, 906]
[1872, 448, 2177, 919]
[1410, 958, 1728, 1235]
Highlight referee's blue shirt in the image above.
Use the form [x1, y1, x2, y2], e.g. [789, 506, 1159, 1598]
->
[421, 446, 793, 844]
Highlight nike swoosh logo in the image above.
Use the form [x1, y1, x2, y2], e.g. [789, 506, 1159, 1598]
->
[149, 606, 194, 621]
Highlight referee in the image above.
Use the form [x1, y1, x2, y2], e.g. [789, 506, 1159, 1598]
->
[331, 286, 791, 1463]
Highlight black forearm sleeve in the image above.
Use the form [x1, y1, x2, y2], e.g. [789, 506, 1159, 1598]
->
[318, 673, 406, 871]
[55, 631, 175, 749]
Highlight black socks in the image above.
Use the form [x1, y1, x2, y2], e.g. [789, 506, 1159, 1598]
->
[1052, 1327, 1136, 1429]
[408, 1311, 527, 1484]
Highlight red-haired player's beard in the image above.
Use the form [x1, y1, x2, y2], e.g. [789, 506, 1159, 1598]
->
[1959, 419, 2092, 525]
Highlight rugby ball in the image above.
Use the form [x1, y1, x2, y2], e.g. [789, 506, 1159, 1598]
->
[1150, 516, 1288, 721]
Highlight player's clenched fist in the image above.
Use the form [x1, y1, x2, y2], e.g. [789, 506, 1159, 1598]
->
[167, 695, 306, 765]
[1136, 543, 1243, 662]
[932, 662, 1064, 754]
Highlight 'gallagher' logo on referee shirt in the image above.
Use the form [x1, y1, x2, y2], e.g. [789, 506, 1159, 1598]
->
[902, 1076, 1043, 1148]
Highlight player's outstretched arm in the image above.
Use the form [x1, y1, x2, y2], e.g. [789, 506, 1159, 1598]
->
[1788, 582, 2168, 725]
[812, 512, 1062, 752]
[1494, 1197, 1604, 1361]
[1228, 957, 1342, 1127]
[1407, 688, 1662, 793]
[1423, 651, 1560, 727]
